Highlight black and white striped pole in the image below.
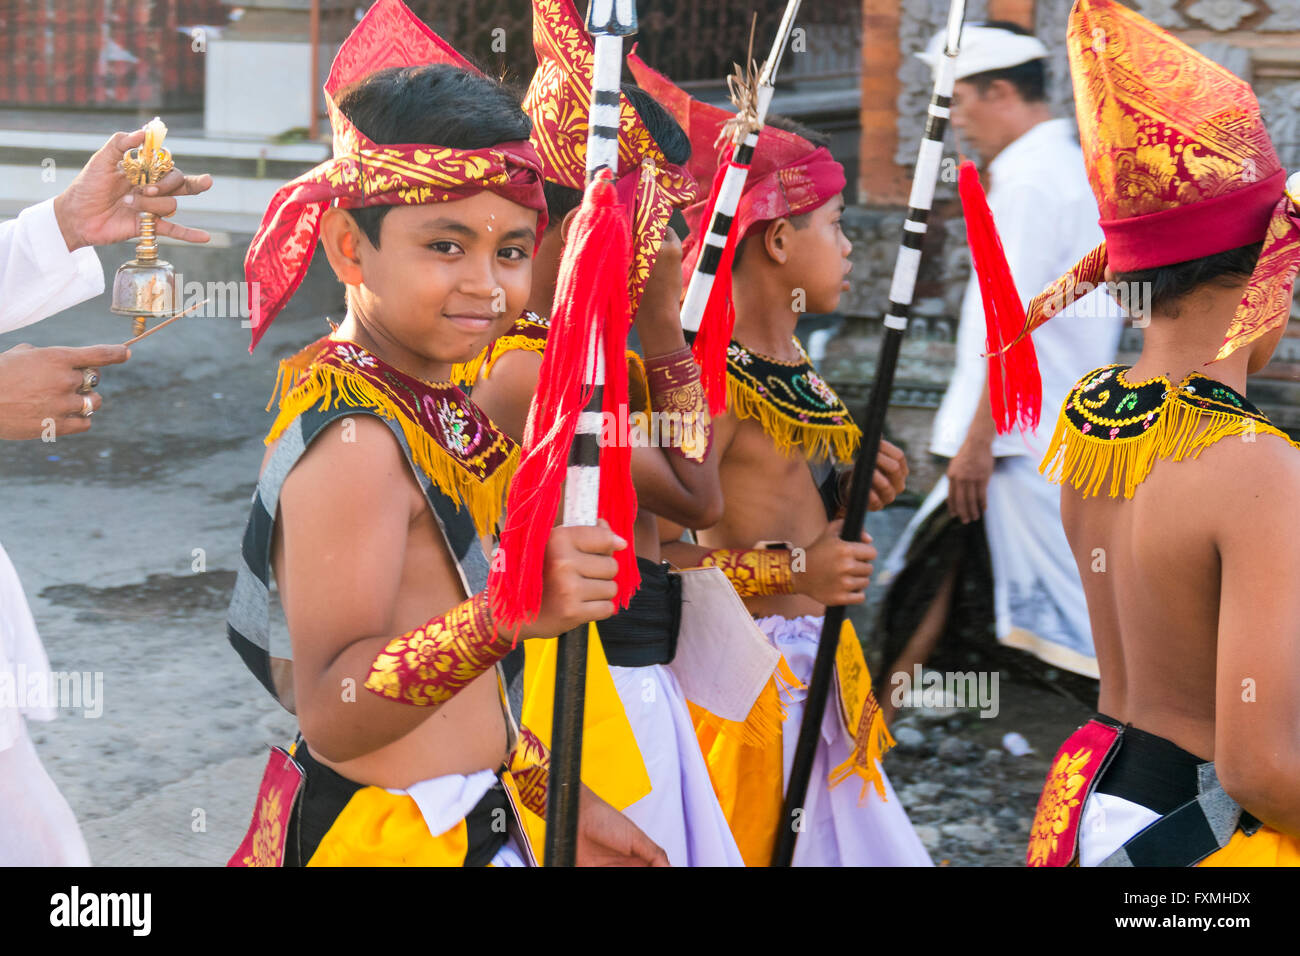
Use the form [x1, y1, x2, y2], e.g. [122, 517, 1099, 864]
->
[771, 0, 966, 868]
[544, 0, 637, 869]
[679, 0, 802, 338]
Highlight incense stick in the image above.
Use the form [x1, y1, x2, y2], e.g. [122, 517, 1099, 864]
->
[120, 299, 209, 346]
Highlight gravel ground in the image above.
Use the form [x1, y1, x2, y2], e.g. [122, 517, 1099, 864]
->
[882, 676, 1092, 866]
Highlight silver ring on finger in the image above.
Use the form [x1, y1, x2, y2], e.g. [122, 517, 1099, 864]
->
[77, 368, 100, 394]
[80, 395, 94, 418]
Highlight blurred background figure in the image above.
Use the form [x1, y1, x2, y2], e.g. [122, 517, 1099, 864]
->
[875, 21, 1124, 718]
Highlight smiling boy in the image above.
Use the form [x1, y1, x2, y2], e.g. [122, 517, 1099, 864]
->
[225, 0, 665, 867]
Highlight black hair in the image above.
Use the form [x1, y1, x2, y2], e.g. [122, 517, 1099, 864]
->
[961, 21, 1047, 104]
[1111, 241, 1263, 318]
[333, 64, 532, 247]
[764, 111, 830, 149]
[542, 82, 693, 227]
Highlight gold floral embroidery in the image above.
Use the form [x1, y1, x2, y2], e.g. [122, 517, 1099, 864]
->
[1027, 746, 1093, 867]
[242, 789, 284, 868]
[364, 591, 509, 706]
[508, 725, 550, 817]
[700, 548, 794, 598]
[645, 348, 713, 463]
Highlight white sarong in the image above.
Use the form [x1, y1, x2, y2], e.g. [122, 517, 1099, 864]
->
[609, 663, 745, 866]
[756, 615, 932, 867]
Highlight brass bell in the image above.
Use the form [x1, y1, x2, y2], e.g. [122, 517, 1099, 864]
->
[111, 118, 177, 337]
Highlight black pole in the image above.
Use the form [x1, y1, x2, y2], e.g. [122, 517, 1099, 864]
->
[770, 329, 903, 867]
[544, 620, 589, 866]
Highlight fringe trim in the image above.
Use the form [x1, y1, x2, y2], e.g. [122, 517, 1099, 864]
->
[726, 375, 861, 464]
[1039, 394, 1300, 499]
[264, 359, 518, 539]
[828, 693, 896, 802]
[450, 334, 548, 386]
[694, 655, 803, 749]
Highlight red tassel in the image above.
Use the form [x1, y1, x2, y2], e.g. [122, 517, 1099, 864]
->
[490, 171, 640, 631]
[957, 160, 1041, 435]
[690, 158, 747, 414]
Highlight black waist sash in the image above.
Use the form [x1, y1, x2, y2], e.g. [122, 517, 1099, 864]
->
[1094, 723, 1203, 815]
[1089, 714, 1263, 867]
[284, 740, 508, 867]
[595, 557, 682, 667]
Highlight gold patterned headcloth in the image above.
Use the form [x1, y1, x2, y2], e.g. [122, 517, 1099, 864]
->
[1010, 0, 1300, 362]
[524, 0, 697, 310]
[244, 0, 547, 351]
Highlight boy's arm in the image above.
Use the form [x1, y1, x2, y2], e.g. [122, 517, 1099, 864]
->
[1213, 437, 1300, 837]
[627, 229, 725, 528]
[277, 416, 623, 763]
[662, 517, 875, 608]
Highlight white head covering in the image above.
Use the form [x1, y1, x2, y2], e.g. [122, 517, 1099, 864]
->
[915, 23, 1048, 82]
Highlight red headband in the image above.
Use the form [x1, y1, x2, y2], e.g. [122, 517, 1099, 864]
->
[244, 0, 548, 351]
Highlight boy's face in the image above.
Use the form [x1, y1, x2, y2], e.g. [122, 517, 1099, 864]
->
[783, 192, 852, 316]
[347, 191, 537, 371]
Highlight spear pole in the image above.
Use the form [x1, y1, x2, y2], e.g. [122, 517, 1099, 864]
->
[770, 0, 968, 868]
[544, 0, 638, 869]
[679, 0, 803, 336]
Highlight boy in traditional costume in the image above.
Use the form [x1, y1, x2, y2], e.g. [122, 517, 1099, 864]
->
[462, 0, 760, 866]
[225, 0, 666, 867]
[969, 0, 1300, 867]
[633, 55, 930, 867]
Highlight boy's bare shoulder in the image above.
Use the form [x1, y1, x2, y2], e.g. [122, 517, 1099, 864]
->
[1193, 428, 1300, 523]
[281, 412, 417, 512]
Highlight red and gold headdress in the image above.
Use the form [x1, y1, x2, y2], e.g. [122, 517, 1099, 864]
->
[523, 0, 697, 310]
[628, 51, 845, 409]
[628, 52, 844, 286]
[982, 0, 1300, 378]
[244, 0, 549, 351]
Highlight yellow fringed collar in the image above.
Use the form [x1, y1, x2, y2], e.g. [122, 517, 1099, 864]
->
[266, 336, 518, 537]
[1041, 364, 1299, 499]
[451, 311, 549, 386]
[725, 336, 861, 463]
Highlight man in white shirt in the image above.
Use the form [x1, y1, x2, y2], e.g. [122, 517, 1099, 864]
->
[878, 22, 1125, 713]
[0, 128, 210, 864]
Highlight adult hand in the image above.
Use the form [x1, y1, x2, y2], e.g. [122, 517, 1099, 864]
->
[0, 343, 130, 439]
[575, 785, 671, 866]
[946, 437, 994, 524]
[52, 128, 214, 252]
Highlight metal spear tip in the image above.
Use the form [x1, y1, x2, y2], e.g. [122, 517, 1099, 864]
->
[586, 0, 638, 37]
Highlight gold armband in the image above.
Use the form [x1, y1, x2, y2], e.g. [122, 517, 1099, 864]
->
[700, 547, 794, 598]
[645, 347, 713, 463]
[363, 590, 510, 706]
[508, 724, 550, 817]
